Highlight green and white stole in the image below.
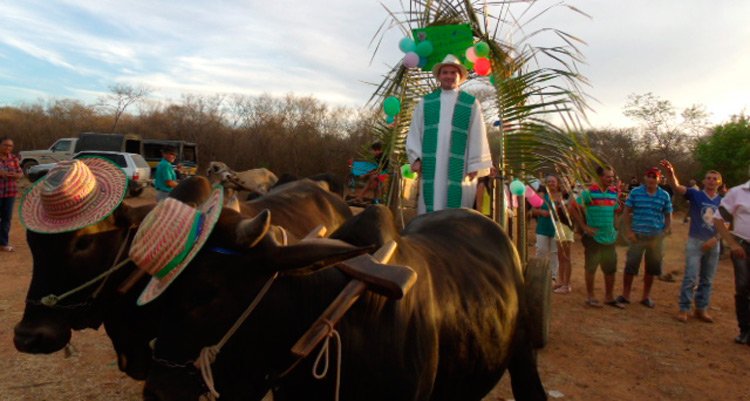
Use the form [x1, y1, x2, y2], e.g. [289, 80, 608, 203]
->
[421, 89, 475, 212]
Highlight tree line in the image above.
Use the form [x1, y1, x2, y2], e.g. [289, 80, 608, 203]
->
[583, 93, 749, 188]
[0, 88, 746, 187]
[0, 92, 378, 181]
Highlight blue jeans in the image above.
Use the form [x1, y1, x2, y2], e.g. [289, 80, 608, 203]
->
[0, 196, 15, 246]
[731, 237, 750, 332]
[679, 237, 720, 312]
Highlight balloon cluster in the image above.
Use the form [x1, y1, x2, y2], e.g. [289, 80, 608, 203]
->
[397, 36, 493, 78]
[383, 96, 401, 124]
[465, 41, 492, 76]
[399, 37, 433, 68]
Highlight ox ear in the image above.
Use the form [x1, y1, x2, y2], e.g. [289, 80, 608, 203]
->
[269, 238, 373, 273]
[113, 203, 153, 228]
[235, 209, 272, 248]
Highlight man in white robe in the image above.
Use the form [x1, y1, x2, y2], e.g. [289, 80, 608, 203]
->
[406, 54, 493, 215]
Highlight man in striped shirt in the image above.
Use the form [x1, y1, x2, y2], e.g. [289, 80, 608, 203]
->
[617, 167, 673, 308]
[572, 166, 622, 308]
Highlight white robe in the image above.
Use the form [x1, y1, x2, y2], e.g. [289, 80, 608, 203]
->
[406, 89, 493, 214]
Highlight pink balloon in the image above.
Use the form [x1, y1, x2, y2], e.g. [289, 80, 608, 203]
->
[403, 52, 419, 68]
[465, 46, 478, 62]
[525, 185, 544, 208]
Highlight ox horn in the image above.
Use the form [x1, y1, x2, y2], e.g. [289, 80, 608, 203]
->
[235, 209, 271, 248]
[302, 224, 327, 240]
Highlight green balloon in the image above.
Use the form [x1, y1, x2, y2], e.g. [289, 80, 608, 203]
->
[415, 40, 434, 57]
[475, 41, 490, 57]
[386, 115, 395, 124]
[509, 179, 525, 196]
[383, 96, 401, 116]
[401, 164, 416, 179]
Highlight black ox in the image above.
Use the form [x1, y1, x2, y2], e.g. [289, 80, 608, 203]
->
[144, 205, 547, 401]
[13, 177, 352, 381]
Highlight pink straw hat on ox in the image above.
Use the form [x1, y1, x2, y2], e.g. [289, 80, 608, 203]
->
[20, 157, 128, 233]
[130, 186, 223, 305]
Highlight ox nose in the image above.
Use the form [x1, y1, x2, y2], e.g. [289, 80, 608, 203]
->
[13, 321, 72, 354]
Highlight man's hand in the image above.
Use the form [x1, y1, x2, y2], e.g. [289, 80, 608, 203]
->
[660, 159, 675, 176]
[467, 171, 477, 180]
[701, 237, 718, 253]
[626, 230, 637, 243]
[582, 225, 598, 236]
[730, 244, 747, 259]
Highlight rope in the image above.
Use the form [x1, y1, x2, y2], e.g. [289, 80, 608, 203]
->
[195, 271, 279, 400]
[91, 226, 132, 299]
[311, 319, 342, 401]
[39, 227, 134, 307]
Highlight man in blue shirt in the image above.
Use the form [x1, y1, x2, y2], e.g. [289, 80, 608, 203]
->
[617, 167, 673, 308]
[154, 147, 179, 201]
[662, 161, 723, 323]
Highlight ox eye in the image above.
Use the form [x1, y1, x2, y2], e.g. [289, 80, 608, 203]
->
[74, 235, 94, 252]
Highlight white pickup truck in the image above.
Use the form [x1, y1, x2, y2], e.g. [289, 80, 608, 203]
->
[19, 137, 78, 176]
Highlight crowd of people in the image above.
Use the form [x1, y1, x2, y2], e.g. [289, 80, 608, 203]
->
[401, 53, 749, 346]
[521, 162, 750, 345]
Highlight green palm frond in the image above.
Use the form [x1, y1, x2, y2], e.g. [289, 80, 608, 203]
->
[368, 0, 600, 180]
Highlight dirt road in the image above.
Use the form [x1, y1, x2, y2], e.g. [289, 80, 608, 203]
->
[1, 191, 748, 400]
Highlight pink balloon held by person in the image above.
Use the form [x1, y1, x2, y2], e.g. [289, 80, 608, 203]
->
[525, 185, 544, 208]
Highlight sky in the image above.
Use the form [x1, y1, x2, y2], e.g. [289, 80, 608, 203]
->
[0, 0, 748, 129]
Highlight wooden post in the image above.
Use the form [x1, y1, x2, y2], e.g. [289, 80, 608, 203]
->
[517, 190, 527, 265]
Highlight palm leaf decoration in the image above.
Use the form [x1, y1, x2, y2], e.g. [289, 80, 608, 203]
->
[368, 0, 603, 223]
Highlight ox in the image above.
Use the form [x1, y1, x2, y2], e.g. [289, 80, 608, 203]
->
[143, 205, 547, 401]
[14, 177, 352, 382]
[206, 162, 278, 194]
[13, 177, 215, 378]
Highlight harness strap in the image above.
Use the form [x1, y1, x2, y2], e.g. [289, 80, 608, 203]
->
[196, 271, 279, 400]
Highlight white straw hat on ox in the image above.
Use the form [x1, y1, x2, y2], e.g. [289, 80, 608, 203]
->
[20, 157, 128, 233]
[130, 186, 223, 305]
[431, 54, 469, 84]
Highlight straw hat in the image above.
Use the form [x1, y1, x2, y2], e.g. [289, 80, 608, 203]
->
[20, 157, 128, 233]
[431, 54, 468, 84]
[130, 186, 223, 305]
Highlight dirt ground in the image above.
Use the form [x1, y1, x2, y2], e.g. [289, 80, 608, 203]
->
[1, 186, 749, 400]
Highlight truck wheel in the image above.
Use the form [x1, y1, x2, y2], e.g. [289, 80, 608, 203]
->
[21, 160, 38, 178]
[524, 256, 551, 349]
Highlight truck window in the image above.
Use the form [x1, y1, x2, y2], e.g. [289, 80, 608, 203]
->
[143, 143, 164, 161]
[52, 140, 72, 152]
[182, 146, 197, 164]
[125, 140, 141, 154]
[76, 153, 127, 168]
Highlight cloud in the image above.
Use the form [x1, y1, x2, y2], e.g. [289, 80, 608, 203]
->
[0, 0, 747, 128]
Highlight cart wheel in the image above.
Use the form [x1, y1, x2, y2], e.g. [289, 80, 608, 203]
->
[524, 256, 551, 349]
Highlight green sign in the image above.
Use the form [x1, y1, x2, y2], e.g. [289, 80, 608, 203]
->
[411, 24, 474, 72]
